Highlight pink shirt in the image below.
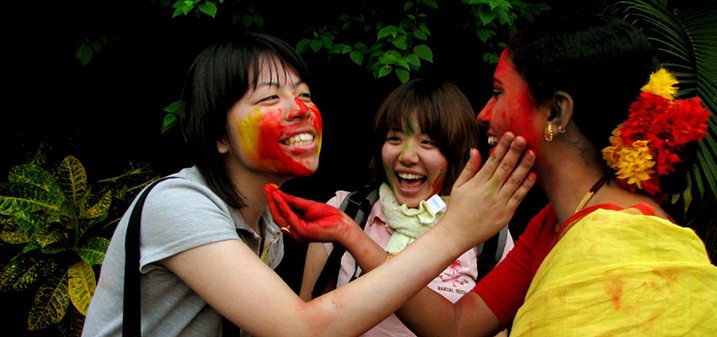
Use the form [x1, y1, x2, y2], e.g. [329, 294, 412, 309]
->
[324, 191, 514, 337]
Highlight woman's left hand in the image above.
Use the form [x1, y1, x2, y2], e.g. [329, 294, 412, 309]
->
[264, 184, 358, 243]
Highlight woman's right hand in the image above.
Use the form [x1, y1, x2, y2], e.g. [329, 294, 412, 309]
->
[264, 184, 359, 244]
[443, 132, 536, 245]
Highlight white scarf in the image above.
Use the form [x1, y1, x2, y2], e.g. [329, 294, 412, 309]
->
[379, 183, 449, 254]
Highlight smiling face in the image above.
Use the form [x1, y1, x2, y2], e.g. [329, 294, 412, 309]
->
[478, 49, 545, 154]
[382, 118, 448, 208]
[218, 60, 322, 179]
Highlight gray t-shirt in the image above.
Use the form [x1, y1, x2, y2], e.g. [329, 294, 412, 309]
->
[82, 166, 284, 336]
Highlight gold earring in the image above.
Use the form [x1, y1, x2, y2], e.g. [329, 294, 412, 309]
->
[544, 122, 554, 142]
[558, 125, 566, 134]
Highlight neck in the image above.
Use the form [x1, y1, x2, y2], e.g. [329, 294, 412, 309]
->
[225, 163, 289, 234]
[537, 145, 670, 227]
[535, 143, 607, 226]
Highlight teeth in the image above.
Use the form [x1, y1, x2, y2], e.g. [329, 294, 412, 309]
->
[285, 133, 314, 146]
[398, 173, 424, 180]
[488, 135, 497, 146]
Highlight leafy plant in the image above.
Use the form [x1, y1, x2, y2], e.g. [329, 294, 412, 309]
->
[0, 154, 158, 335]
[296, 0, 550, 83]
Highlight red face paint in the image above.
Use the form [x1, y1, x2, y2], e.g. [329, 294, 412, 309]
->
[478, 49, 543, 152]
[238, 103, 322, 177]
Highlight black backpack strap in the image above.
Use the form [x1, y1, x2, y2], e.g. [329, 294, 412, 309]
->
[475, 225, 509, 283]
[311, 183, 379, 299]
[123, 176, 241, 336]
[123, 177, 175, 337]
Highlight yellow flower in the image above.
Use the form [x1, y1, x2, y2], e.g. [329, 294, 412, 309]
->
[640, 68, 678, 100]
[612, 140, 656, 189]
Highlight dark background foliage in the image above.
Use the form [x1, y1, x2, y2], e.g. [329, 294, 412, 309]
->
[2, 1, 712, 336]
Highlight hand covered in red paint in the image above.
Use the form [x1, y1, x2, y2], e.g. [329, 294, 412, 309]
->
[442, 132, 536, 246]
[264, 184, 358, 243]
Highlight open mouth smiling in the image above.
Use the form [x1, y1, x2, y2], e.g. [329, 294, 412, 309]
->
[487, 135, 497, 146]
[282, 132, 315, 147]
[398, 172, 427, 190]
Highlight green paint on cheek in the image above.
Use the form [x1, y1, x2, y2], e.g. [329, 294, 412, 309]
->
[383, 164, 395, 191]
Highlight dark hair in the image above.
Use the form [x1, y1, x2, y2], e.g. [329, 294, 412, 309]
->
[506, 15, 659, 165]
[182, 33, 311, 208]
[369, 78, 480, 195]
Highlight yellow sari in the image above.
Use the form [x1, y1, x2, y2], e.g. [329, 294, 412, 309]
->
[512, 207, 717, 336]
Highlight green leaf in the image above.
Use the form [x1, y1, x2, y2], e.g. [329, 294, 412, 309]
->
[243, 14, 252, 27]
[28, 271, 70, 330]
[0, 220, 32, 244]
[488, 0, 512, 10]
[0, 182, 67, 217]
[162, 114, 177, 134]
[413, 44, 433, 62]
[404, 2, 414, 11]
[310, 39, 322, 52]
[535, 3, 551, 10]
[350, 50, 364, 65]
[8, 163, 63, 196]
[378, 66, 393, 78]
[75, 43, 92, 65]
[76, 237, 109, 266]
[413, 30, 427, 40]
[476, 29, 495, 43]
[423, 0, 438, 9]
[406, 53, 421, 68]
[378, 26, 401, 40]
[0, 254, 57, 292]
[91, 40, 101, 52]
[198, 1, 217, 17]
[12, 209, 40, 232]
[32, 223, 68, 249]
[296, 38, 311, 53]
[395, 68, 410, 83]
[56, 156, 87, 209]
[495, 6, 511, 25]
[252, 14, 264, 28]
[58, 306, 85, 337]
[320, 31, 334, 49]
[478, 8, 497, 26]
[68, 261, 95, 315]
[391, 35, 408, 50]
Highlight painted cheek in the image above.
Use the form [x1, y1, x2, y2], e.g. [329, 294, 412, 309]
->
[430, 161, 448, 195]
[309, 103, 323, 156]
[382, 163, 395, 191]
[237, 109, 314, 176]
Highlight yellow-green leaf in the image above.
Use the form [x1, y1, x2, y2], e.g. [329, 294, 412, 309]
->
[57, 156, 88, 209]
[79, 188, 112, 220]
[76, 237, 109, 266]
[68, 261, 96, 315]
[28, 271, 70, 330]
[1, 254, 57, 292]
[58, 306, 85, 337]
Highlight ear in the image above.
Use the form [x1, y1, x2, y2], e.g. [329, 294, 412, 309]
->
[548, 90, 574, 130]
[217, 137, 230, 154]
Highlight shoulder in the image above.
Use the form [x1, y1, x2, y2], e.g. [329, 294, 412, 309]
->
[326, 190, 352, 208]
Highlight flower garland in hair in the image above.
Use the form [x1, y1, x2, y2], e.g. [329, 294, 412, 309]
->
[602, 68, 711, 198]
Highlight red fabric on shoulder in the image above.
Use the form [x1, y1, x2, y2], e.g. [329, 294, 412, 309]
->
[472, 204, 558, 327]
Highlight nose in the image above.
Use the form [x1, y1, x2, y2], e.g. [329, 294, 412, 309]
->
[476, 99, 494, 127]
[398, 145, 419, 165]
[287, 96, 310, 120]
